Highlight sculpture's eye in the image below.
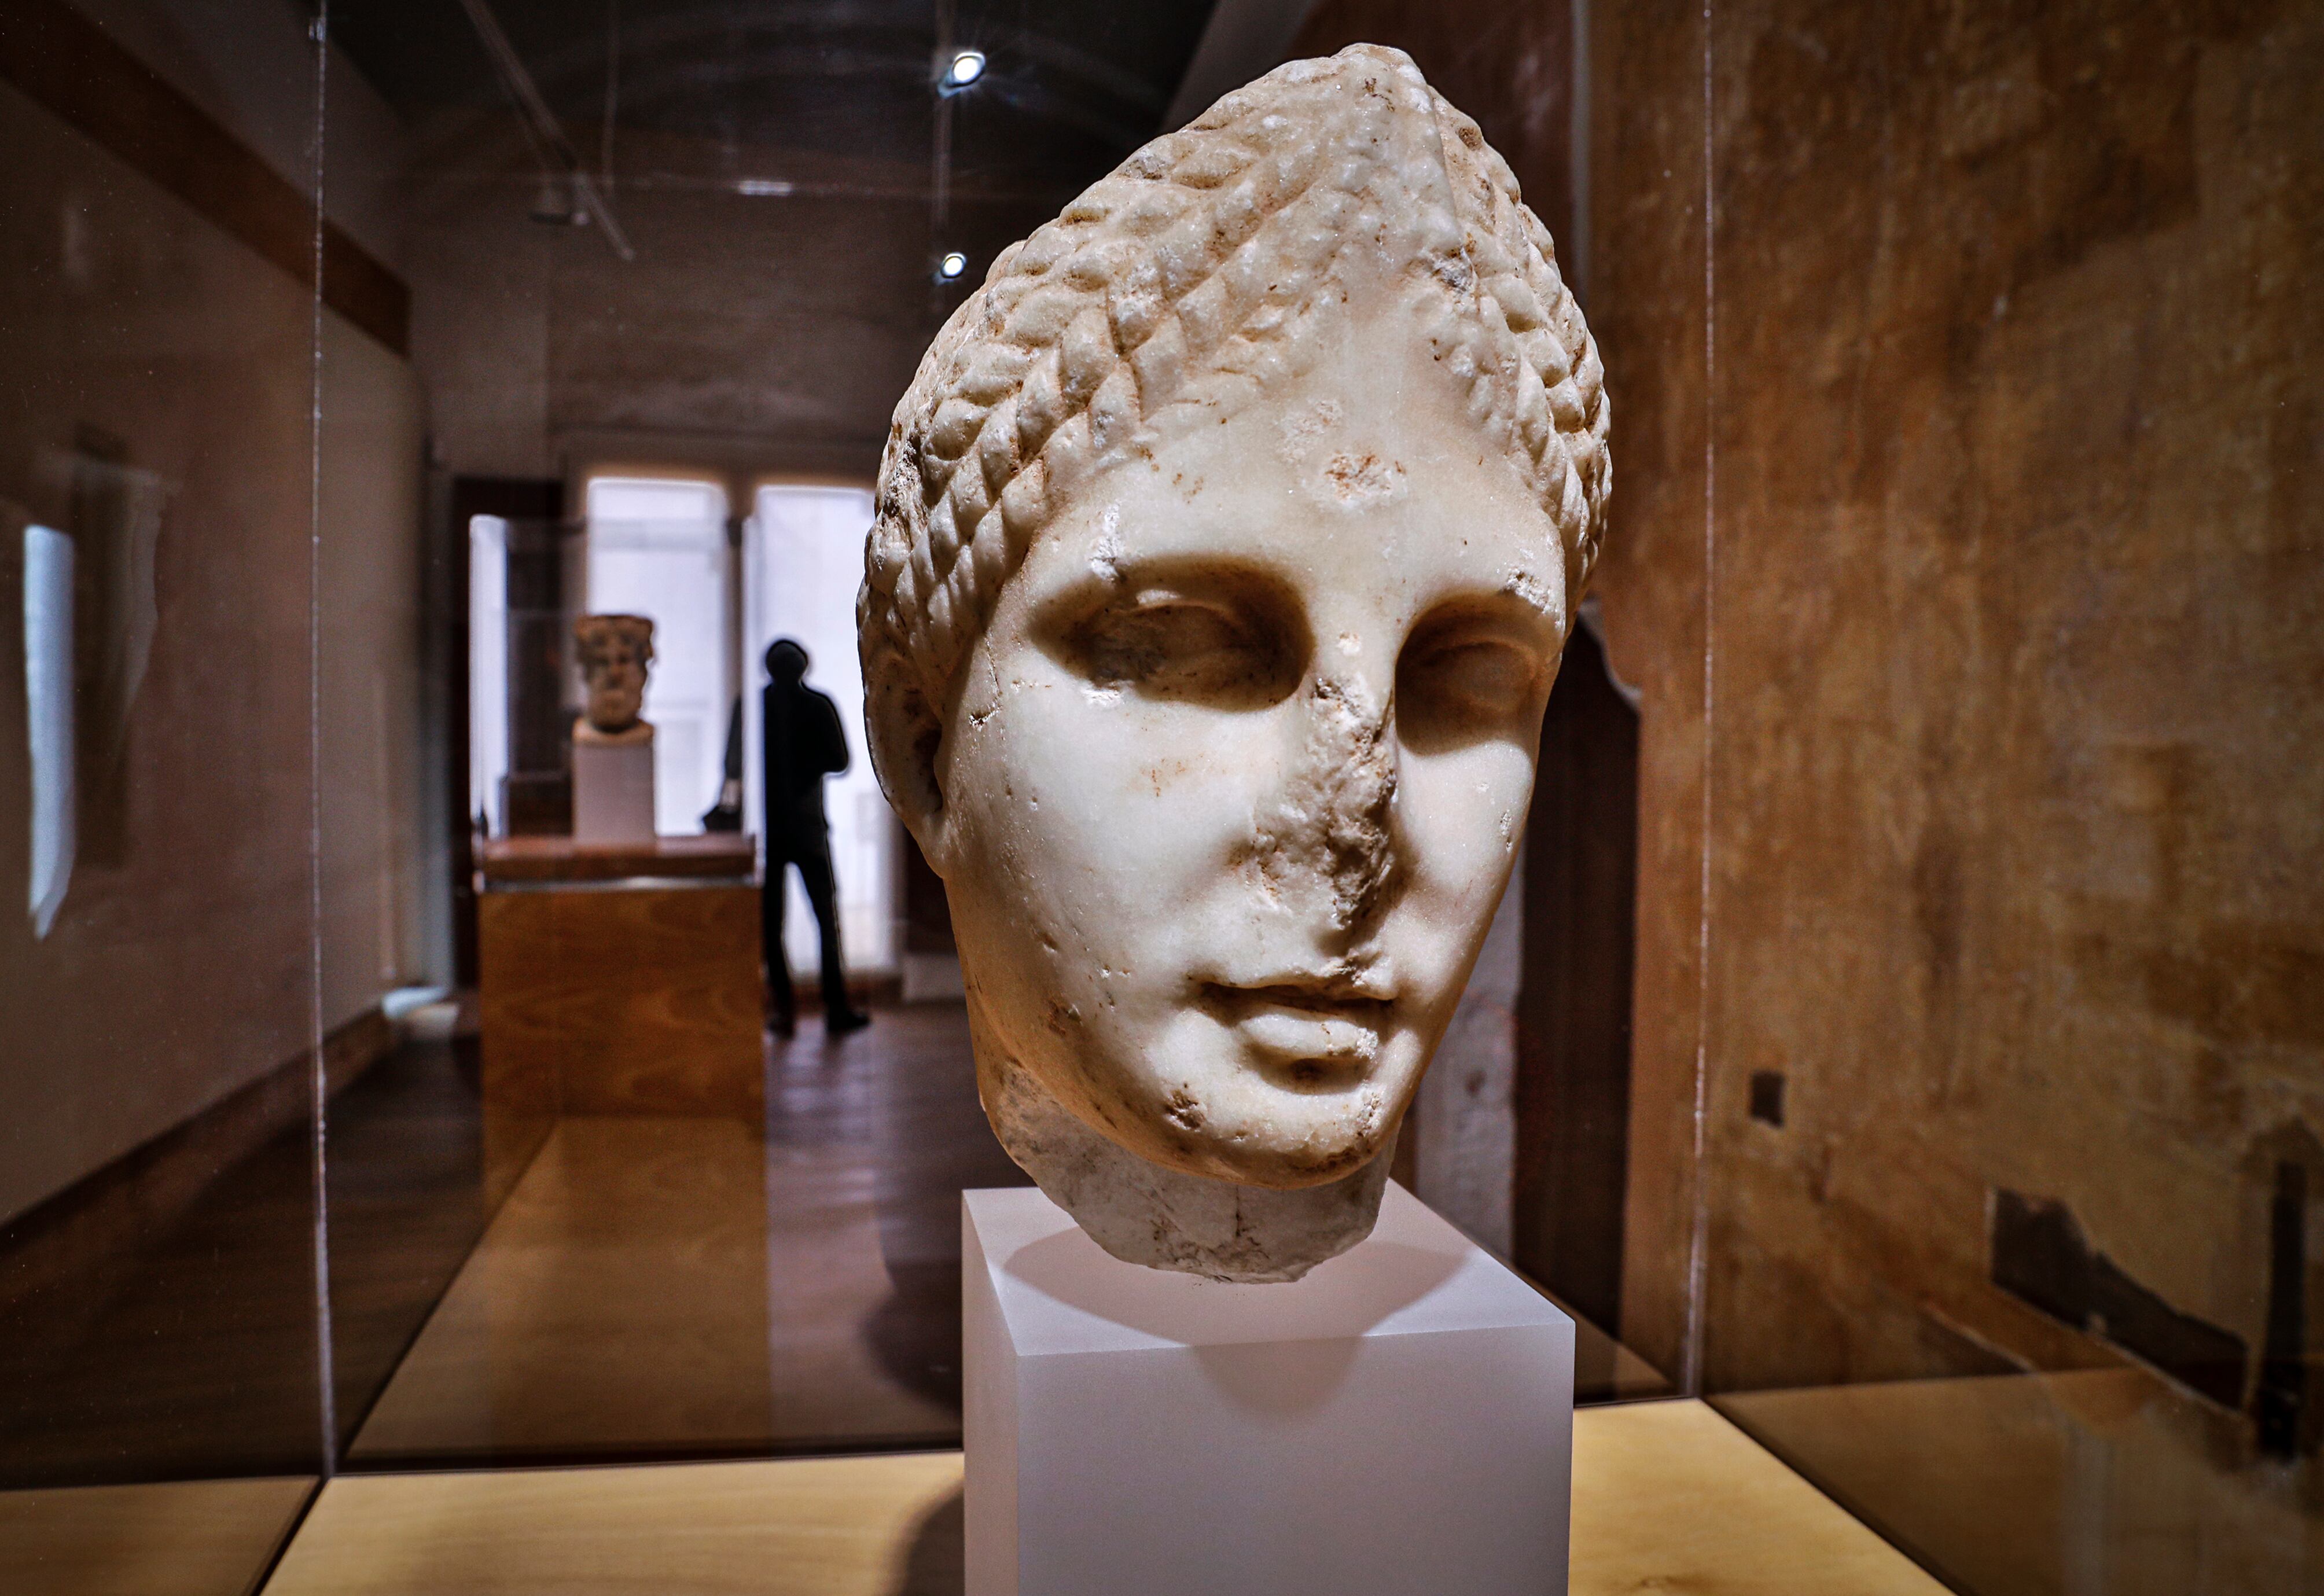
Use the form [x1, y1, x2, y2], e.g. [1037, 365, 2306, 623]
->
[1396, 605, 1551, 751]
[1061, 580, 1303, 710]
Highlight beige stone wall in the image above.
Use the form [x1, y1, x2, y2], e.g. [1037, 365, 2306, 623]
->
[1631, 0, 2323, 1396]
[318, 313, 429, 1019]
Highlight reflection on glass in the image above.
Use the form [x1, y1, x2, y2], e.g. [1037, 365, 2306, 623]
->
[3, 0, 334, 1581]
[5, 0, 2307, 1587]
[23, 523, 73, 936]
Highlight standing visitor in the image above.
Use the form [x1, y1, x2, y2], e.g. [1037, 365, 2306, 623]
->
[760, 639, 871, 1037]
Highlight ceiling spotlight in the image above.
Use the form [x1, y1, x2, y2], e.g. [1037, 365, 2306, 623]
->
[941, 49, 986, 90]
[937, 251, 969, 282]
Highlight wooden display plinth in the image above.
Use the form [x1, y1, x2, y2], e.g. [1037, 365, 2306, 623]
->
[478, 836, 764, 1187]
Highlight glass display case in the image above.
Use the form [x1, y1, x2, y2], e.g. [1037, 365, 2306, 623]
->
[2, 0, 2315, 1591]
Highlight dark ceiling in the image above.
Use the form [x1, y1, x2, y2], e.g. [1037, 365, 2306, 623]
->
[330, 0, 1220, 196]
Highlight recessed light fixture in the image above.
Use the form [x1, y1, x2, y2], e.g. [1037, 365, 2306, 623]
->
[942, 49, 986, 90]
[937, 251, 969, 281]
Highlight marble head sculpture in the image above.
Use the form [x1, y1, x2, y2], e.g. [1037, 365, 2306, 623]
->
[859, 45, 1609, 1282]
[573, 613, 656, 742]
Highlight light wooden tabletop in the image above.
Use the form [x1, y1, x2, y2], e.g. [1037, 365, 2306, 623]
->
[259, 1398, 1945, 1595]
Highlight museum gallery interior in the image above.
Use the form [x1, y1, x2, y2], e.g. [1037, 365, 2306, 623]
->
[1, 0, 2318, 1591]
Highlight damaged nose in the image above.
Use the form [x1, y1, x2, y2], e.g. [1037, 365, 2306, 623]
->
[1308, 675, 1398, 925]
[1231, 673, 1400, 936]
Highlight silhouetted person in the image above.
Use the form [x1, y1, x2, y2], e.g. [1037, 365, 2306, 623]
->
[761, 639, 870, 1037]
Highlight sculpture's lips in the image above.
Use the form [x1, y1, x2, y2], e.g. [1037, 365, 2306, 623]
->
[1198, 979, 1394, 1070]
[1211, 981, 1395, 1020]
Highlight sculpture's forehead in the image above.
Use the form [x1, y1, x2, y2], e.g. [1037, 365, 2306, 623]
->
[1012, 423, 1560, 642]
[1032, 335, 1554, 585]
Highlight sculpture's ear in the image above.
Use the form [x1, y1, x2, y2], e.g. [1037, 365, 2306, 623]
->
[867, 681, 955, 877]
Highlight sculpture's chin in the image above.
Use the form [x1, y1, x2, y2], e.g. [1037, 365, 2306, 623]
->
[991, 1001, 1417, 1192]
[1134, 1126, 1395, 1192]
[968, 1001, 1396, 1283]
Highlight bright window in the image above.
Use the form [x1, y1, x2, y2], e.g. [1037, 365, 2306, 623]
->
[466, 514, 510, 837]
[744, 483, 891, 974]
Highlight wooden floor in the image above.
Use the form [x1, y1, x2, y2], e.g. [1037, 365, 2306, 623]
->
[0, 1476, 314, 1596]
[260, 1400, 1944, 1595]
[348, 1007, 1024, 1466]
[350, 1115, 789, 1463]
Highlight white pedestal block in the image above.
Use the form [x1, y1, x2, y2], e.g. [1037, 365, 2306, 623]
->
[572, 738, 655, 844]
[963, 1181, 1573, 1596]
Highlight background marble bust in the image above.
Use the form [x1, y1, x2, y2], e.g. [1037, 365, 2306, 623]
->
[859, 44, 1609, 1282]
[573, 613, 656, 745]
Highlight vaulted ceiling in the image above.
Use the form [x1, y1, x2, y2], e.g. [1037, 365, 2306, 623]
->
[332, 0, 1222, 198]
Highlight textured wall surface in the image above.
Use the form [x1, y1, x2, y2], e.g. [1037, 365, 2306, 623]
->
[1616, 0, 2324, 1404]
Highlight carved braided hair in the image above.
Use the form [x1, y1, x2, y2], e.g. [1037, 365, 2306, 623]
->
[858, 44, 1609, 817]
